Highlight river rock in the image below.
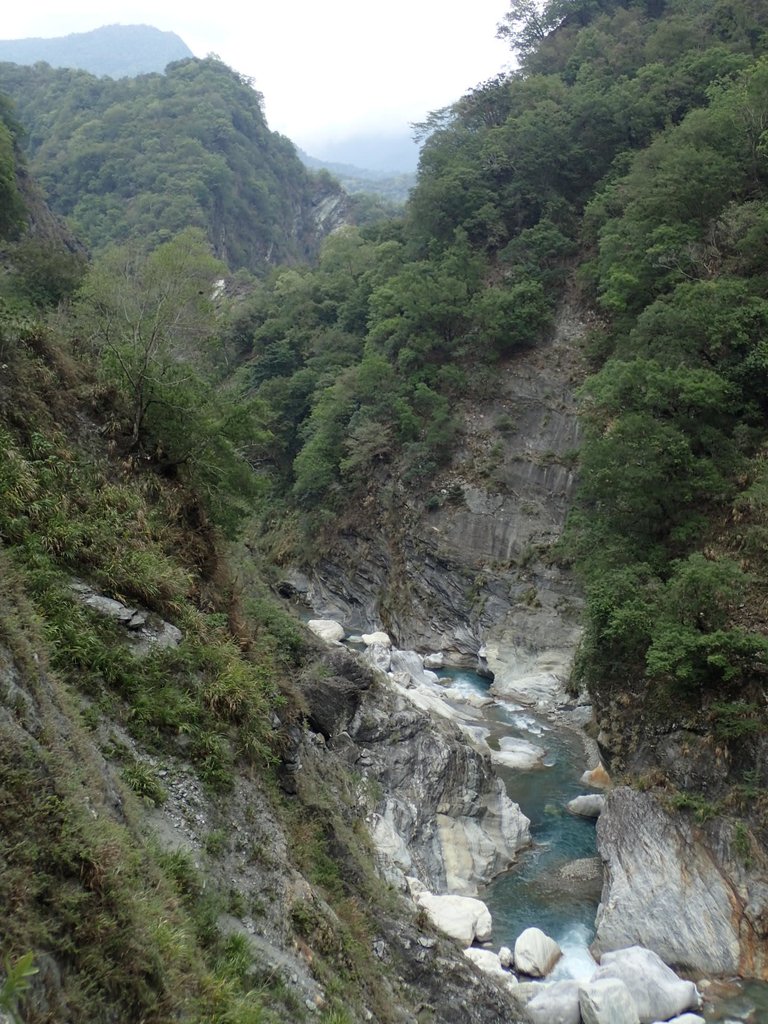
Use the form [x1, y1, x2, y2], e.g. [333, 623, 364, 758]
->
[524, 980, 581, 1024]
[652, 1016, 705, 1024]
[362, 631, 391, 646]
[514, 926, 562, 977]
[566, 794, 605, 817]
[390, 649, 440, 687]
[490, 735, 546, 770]
[498, 945, 513, 968]
[423, 652, 444, 669]
[580, 977, 640, 1024]
[592, 947, 700, 1024]
[307, 619, 345, 643]
[595, 788, 768, 977]
[462, 947, 517, 988]
[415, 891, 492, 946]
[363, 643, 392, 673]
[581, 764, 611, 788]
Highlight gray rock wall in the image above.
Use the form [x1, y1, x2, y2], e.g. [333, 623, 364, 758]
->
[297, 302, 588, 705]
[594, 788, 768, 979]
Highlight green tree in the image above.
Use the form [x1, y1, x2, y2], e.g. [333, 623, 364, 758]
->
[76, 227, 225, 448]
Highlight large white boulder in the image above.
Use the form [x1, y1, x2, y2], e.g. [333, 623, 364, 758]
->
[525, 980, 581, 1024]
[423, 652, 444, 669]
[361, 631, 391, 647]
[462, 947, 517, 988]
[580, 977, 640, 1024]
[594, 947, 700, 1024]
[307, 619, 345, 643]
[390, 649, 440, 687]
[415, 891, 492, 946]
[514, 926, 562, 977]
[566, 794, 605, 818]
[490, 736, 546, 770]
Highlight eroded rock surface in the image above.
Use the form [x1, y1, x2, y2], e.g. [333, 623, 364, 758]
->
[289, 304, 587, 709]
[596, 789, 768, 979]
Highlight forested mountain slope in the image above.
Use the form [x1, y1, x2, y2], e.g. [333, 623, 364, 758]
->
[224, 0, 768, 817]
[0, 56, 348, 268]
[0, 98, 527, 1024]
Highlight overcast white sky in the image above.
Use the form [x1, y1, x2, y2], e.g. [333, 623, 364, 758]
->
[3, 1, 513, 150]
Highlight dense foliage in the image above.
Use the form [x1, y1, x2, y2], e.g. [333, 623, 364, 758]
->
[0, 56, 341, 268]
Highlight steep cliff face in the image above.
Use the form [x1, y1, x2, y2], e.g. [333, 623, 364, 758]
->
[595, 788, 768, 980]
[300, 300, 587, 707]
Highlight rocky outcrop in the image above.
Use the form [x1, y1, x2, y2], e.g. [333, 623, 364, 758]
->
[579, 977, 639, 1024]
[346, 665, 531, 895]
[594, 788, 768, 978]
[70, 580, 182, 654]
[413, 889, 492, 946]
[591, 947, 700, 1024]
[521, 980, 582, 1024]
[288, 302, 587, 707]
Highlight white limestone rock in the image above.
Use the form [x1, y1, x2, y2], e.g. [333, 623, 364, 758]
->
[415, 891, 492, 946]
[362, 631, 391, 647]
[405, 876, 428, 899]
[498, 945, 513, 968]
[595, 788, 768, 975]
[423, 652, 444, 669]
[490, 736, 546, 770]
[594, 947, 700, 1024]
[514, 926, 562, 977]
[307, 619, 345, 643]
[580, 977, 640, 1024]
[566, 794, 605, 817]
[363, 643, 391, 673]
[462, 947, 517, 988]
[370, 808, 412, 885]
[525, 980, 581, 1024]
[652, 1016, 705, 1024]
[390, 648, 440, 687]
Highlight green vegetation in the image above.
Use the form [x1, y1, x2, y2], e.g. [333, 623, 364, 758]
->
[0, 56, 339, 268]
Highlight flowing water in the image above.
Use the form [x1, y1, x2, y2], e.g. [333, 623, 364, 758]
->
[438, 667, 600, 979]
[438, 667, 768, 1017]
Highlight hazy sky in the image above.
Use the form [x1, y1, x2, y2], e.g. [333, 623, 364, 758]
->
[3, 1, 513, 149]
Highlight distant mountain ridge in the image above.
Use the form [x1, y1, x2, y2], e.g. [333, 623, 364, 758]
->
[0, 24, 193, 78]
[298, 148, 416, 204]
[306, 133, 420, 174]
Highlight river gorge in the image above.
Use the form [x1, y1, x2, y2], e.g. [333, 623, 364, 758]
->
[286, 299, 768, 1021]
